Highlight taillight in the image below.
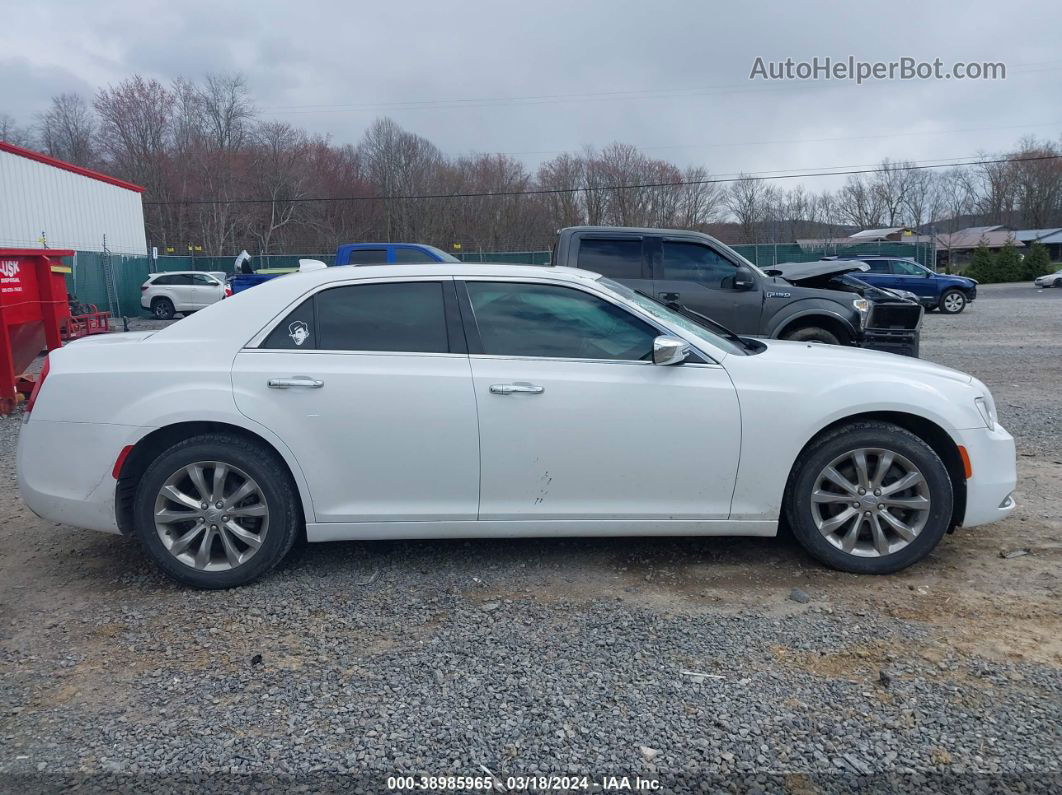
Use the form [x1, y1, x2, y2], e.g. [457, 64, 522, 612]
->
[141, 284, 149, 291]
[224, 285, 233, 298]
[25, 357, 50, 414]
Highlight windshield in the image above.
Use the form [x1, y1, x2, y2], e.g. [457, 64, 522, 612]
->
[595, 277, 748, 357]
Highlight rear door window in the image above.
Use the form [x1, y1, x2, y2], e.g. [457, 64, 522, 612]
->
[345, 249, 389, 264]
[576, 238, 644, 279]
[316, 282, 449, 352]
[393, 248, 439, 264]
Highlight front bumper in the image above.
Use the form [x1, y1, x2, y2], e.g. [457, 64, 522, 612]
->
[16, 418, 146, 534]
[953, 424, 1016, 528]
[860, 327, 921, 357]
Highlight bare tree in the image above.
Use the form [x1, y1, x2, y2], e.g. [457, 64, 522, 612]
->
[724, 175, 776, 242]
[837, 174, 885, 228]
[0, 113, 35, 148]
[37, 93, 96, 166]
[198, 74, 255, 152]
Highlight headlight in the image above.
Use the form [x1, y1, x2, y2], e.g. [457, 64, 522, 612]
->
[975, 395, 997, 430]
[852, 298, 869, 313]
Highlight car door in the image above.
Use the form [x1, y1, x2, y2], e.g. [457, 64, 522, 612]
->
[459, 277, 741, 521]
[891, 259, 935, 301]
[651, 238, 763, 333]
[231, 277, 480, 523]
[852, 259, 892, 290]
[166, 274, 195, 309]
[571, 235, 652, 293]
[188, 273, 222, 308]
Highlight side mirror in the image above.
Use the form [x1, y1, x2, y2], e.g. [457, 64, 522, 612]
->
[733, 265, 756, 291]
[652, 335, 689, 366]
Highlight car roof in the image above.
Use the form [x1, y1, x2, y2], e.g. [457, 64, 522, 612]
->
[148, 270, 213, 277]
[297, 262, 602, 284]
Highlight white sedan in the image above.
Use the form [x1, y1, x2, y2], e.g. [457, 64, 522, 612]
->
[1034, 269, 1062, 288]
[18, 264, 1016, 588]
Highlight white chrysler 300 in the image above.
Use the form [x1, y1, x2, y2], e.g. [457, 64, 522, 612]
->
[17, 264, 1016, 588]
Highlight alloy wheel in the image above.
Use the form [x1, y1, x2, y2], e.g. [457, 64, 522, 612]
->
[810, 447, 931, 557]
[943, 293, 964, 312]
[153, 461, 269, 571]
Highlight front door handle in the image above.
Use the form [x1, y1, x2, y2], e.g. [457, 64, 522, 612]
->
[268, 376, 324, 389]
[489, 382, 545, 395]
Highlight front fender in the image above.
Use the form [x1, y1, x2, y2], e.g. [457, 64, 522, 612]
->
[766, 299, 860, 340]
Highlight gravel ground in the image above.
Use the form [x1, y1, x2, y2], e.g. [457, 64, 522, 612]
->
[0, 284, 1059, 793]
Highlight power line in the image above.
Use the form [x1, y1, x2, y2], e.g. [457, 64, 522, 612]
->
[143, 153, 1062, 207]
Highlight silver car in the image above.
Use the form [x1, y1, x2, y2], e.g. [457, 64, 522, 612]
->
[1034, 269, 1062, 288]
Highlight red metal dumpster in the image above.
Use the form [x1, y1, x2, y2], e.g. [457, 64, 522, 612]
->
[0, 249, 75, 414]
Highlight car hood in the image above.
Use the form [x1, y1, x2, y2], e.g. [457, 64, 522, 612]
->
[768, 260, 869, 282]
[753, 337, 973, 384]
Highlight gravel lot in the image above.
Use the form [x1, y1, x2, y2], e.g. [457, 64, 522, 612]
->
[1, 283, 1059, 792]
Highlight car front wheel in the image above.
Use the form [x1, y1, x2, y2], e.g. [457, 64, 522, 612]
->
[782, 326, 842, 345]
[132, 433, 301, 588]
[938, 290, 966, 314]
[785, 421, 953, 574]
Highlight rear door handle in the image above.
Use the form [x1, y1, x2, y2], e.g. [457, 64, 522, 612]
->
[489, 382, 545, 395]
[268, 376, 324, 389]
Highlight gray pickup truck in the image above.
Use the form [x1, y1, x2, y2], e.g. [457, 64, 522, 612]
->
[552, 226, 923, 356]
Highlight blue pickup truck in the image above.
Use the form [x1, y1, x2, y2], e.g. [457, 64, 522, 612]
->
[227, 243, 459, 295]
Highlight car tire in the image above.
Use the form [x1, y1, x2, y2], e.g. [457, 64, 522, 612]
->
[1054, 278, 1062, 288]
[151, 297, 175, 320]
[132, 433, 302, 589]
[938, 290, 966, 314]
[782, 326, 842, 345]
[784, 421, 953, 574]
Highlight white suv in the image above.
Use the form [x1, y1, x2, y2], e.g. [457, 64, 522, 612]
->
[141, 271, 226, 319]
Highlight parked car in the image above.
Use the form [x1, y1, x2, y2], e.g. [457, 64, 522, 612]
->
[141, 271, 226, 319]
[552, 227, 923, 354]
[1033, 268, 1062, 288]
[840, 256, 978, 314]
[226, 243, 459, 295]
[18, 264, 1015, 589]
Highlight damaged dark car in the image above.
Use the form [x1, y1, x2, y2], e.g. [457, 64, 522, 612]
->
[552, 227, 924, 358]
[766, 260, 924, 357]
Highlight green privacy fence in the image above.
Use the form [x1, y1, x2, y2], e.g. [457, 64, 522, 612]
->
[63, 240, 934, 317]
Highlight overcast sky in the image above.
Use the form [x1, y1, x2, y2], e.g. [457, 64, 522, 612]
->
[3, 0, 1060, 190]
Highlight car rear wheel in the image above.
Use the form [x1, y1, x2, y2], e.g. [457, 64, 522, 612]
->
[151, 297, 175, 320]
[938, 290, 966, 314]
[132, 434, 301, 588]
[785, 421, 953, 574]
[1054, 278, 1062, 288]
[782, 326, 842, 345]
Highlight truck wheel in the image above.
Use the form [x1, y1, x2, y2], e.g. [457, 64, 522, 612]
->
[784, 421, 953, 574]
[151, 297, 175, 320]
[782, 326, 842, 345]
[938, 290, 966, 314]
[132, 433, 302, 589]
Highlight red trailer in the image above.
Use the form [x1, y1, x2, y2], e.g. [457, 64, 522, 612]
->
[0, 249, 105, 413]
